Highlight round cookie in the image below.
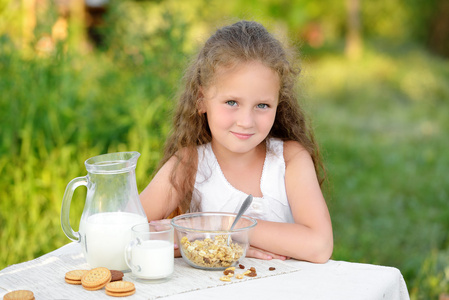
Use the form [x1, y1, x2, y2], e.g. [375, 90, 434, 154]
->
[81, 267, 111, 290]
[105, 289, 136, 297]
[65, 269, 89, 285]
[3, 290, 35, 300]
[105, 281, 136, 297]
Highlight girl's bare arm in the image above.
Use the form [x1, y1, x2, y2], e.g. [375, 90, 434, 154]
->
[248, 141, 333, 263]
[139, 156, 181, 221]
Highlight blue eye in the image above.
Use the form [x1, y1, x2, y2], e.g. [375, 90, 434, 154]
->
[226, 100, 237, 106]
[257, 103, 269, 109]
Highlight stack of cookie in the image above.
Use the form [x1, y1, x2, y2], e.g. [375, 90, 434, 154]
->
[64, 267, 135, 297]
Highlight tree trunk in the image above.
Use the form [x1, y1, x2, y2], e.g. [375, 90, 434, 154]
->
[345, 0, 362, 60]
[22, 0, 36, 49]
[427, 0, 449, 57]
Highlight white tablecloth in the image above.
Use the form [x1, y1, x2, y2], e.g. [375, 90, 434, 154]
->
[0, 243, 410, 300]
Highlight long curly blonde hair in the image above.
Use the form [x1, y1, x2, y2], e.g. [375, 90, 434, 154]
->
[158, 20, 325, 216]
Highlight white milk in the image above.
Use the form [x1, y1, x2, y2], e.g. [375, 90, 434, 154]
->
[79, 212, 147, 270]
[131, 240, 174, 279]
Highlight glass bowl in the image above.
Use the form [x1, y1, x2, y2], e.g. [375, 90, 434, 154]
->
[171, 212, 257, 270]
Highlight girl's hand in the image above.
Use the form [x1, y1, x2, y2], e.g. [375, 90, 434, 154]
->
[149, 218, 172, 229]
[246, 246, 290, 261]
[149, 219, 180, 256]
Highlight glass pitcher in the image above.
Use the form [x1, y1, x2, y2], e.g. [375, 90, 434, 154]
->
[61, 151, 148, 271]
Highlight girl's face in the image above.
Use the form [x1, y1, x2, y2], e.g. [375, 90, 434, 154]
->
[200, 61, 280, 155]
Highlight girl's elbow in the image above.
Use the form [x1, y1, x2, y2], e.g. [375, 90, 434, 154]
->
[312, 247, 333, 263]
[308, 236, 334, 264]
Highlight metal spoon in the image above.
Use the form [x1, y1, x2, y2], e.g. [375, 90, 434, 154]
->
[227, 194, 253, 245]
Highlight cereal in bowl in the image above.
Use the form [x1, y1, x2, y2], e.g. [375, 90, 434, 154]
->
[180, 235, 244, 268]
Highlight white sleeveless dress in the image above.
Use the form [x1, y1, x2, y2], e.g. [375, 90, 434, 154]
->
[192, 138, 294, 223]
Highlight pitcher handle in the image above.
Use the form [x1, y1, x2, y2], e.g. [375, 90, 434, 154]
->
[60, 176, 87, 242]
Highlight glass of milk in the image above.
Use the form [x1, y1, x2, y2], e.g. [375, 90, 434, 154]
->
[125, 222, 174, 282]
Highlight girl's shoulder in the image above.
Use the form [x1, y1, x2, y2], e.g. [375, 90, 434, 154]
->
[282, 140, 312, 165]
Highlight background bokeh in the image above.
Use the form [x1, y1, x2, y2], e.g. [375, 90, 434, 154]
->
[0, 0, 448, 299]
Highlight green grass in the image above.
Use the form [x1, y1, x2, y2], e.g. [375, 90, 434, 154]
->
[0, 30, 448, 300]
[305, 45, 449, 299]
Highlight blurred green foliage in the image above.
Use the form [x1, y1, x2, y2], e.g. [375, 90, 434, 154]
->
[0, 0, 448, 299]
[305, 46, 449, 299]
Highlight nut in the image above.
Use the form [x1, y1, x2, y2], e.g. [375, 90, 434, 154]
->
[219, 276, 231, 282]
[246, 271, 257, 277]
[245, 267, 257, 277]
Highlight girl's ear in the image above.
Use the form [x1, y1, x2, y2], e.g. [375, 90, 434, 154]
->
[197, 87, 206, 114]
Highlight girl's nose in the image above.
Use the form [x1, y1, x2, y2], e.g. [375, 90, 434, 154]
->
[236, 108, 254, 128]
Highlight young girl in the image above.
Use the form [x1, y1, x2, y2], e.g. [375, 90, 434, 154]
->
[140, 20, 333, 263]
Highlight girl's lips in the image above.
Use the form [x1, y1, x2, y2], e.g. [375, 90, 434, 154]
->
[231, 132, 253, 140]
